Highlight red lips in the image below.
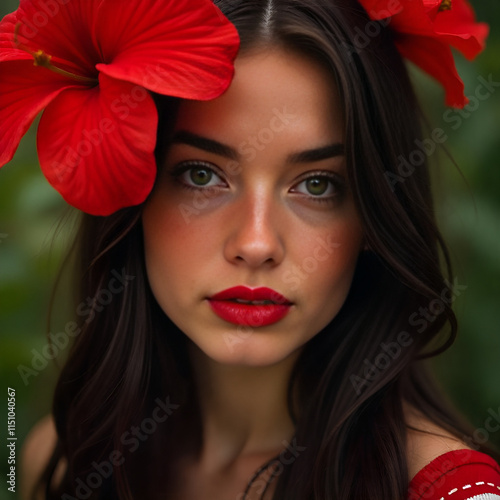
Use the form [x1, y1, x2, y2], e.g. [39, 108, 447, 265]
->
[208, 286, 292, 326]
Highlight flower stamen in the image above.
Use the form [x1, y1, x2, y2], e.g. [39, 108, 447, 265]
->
[32, 50, 53, 68]
[14, 23, 98, 85]
[439, 0, 452, 11]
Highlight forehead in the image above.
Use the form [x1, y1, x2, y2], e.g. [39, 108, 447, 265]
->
[173, 48, 344, 149]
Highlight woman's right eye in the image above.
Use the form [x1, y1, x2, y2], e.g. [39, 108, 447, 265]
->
[173, 162, 227, 190]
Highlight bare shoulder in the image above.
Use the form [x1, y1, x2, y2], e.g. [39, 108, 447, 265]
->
[21, 415, 59, 500]
[404, 402, 472, 481]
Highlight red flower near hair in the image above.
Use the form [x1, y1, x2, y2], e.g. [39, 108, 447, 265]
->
[358, 0, 488, 107]
[0, 0, 239, 215]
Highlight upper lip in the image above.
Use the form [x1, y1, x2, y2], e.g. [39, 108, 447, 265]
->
[209, 286, 292, 305]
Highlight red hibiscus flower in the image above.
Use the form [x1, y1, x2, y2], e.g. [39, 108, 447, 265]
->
[0, 0, 239, 215]
[358, 0, 488, 108]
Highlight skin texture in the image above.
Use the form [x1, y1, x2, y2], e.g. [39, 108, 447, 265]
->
[141, 48, 366, 493]
[142, 49, 365, 368]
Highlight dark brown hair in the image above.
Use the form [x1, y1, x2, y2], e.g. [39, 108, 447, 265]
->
[36, 0, 498, 499]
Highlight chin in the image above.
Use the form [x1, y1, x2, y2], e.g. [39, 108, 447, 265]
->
[193, 332, 304, 368]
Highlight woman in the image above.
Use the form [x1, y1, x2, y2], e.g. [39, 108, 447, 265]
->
[2, 0, 498, 499]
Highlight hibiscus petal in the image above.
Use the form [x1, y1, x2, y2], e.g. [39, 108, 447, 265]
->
[0, 60, 74, 167]
[433, 0, 489, 59]
[422, 0, 444, 21]
[437, 24, 489, 60]
[0, 11, 33, 62]
[37, 73, 157, 215]
[396, 36, 467, 107]
[3, 0, 102, 77]
[95, 0, 239, 100]
[390, 1, 437, 37]
[369, 0, 487, 61]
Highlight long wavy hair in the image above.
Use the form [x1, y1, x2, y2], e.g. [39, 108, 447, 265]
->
[36, 0, 498, 499]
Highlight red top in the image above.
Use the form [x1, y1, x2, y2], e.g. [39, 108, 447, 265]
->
[408, 449, 500, 499]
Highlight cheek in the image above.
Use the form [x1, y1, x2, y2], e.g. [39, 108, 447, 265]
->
[142, 200, 187, 304]
[302, 211, 362, 264]
[143, 194, 203, 262]
[142, 196, 221, 305]
[290, 218, 363, 306]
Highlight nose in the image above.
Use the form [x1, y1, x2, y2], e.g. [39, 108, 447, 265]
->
[223, 189, 285, 268]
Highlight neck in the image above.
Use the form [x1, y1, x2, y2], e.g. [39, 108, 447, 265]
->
[187, 341, 301, 472]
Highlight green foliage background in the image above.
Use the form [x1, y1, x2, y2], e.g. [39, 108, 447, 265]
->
[0, 0, 499, 499]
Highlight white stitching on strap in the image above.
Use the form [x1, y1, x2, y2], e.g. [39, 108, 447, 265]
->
[436, 481, 500, 498]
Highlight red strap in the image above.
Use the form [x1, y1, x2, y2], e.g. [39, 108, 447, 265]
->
[408, 449, 500, 499]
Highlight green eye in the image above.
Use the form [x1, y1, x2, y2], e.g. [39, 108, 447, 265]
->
[190, 168, 213, 186]
[173, 161, 227, 190]
[290, 172, 345, 202]
[294, 176, 335, 197]
[305, 177, 329, 196]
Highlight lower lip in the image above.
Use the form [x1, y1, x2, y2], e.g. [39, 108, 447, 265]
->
[208, 300, 291, 327]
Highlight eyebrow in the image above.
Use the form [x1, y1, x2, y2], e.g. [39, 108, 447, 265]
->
[288, 143, 344, 163]
[172, 131, 239, 161]
[171, 130, 345, 164]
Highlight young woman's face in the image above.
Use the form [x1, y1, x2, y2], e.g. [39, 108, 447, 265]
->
[142, 49, 364, 367]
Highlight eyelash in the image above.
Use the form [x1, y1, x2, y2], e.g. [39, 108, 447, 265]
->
[290, 171, 346, 203]
[170, 161, 227, 192]
[171, 161, 346, 202]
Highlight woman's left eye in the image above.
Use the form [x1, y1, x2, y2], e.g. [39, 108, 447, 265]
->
[174, 162, 227, 189]
[291, 174, 344, 199]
